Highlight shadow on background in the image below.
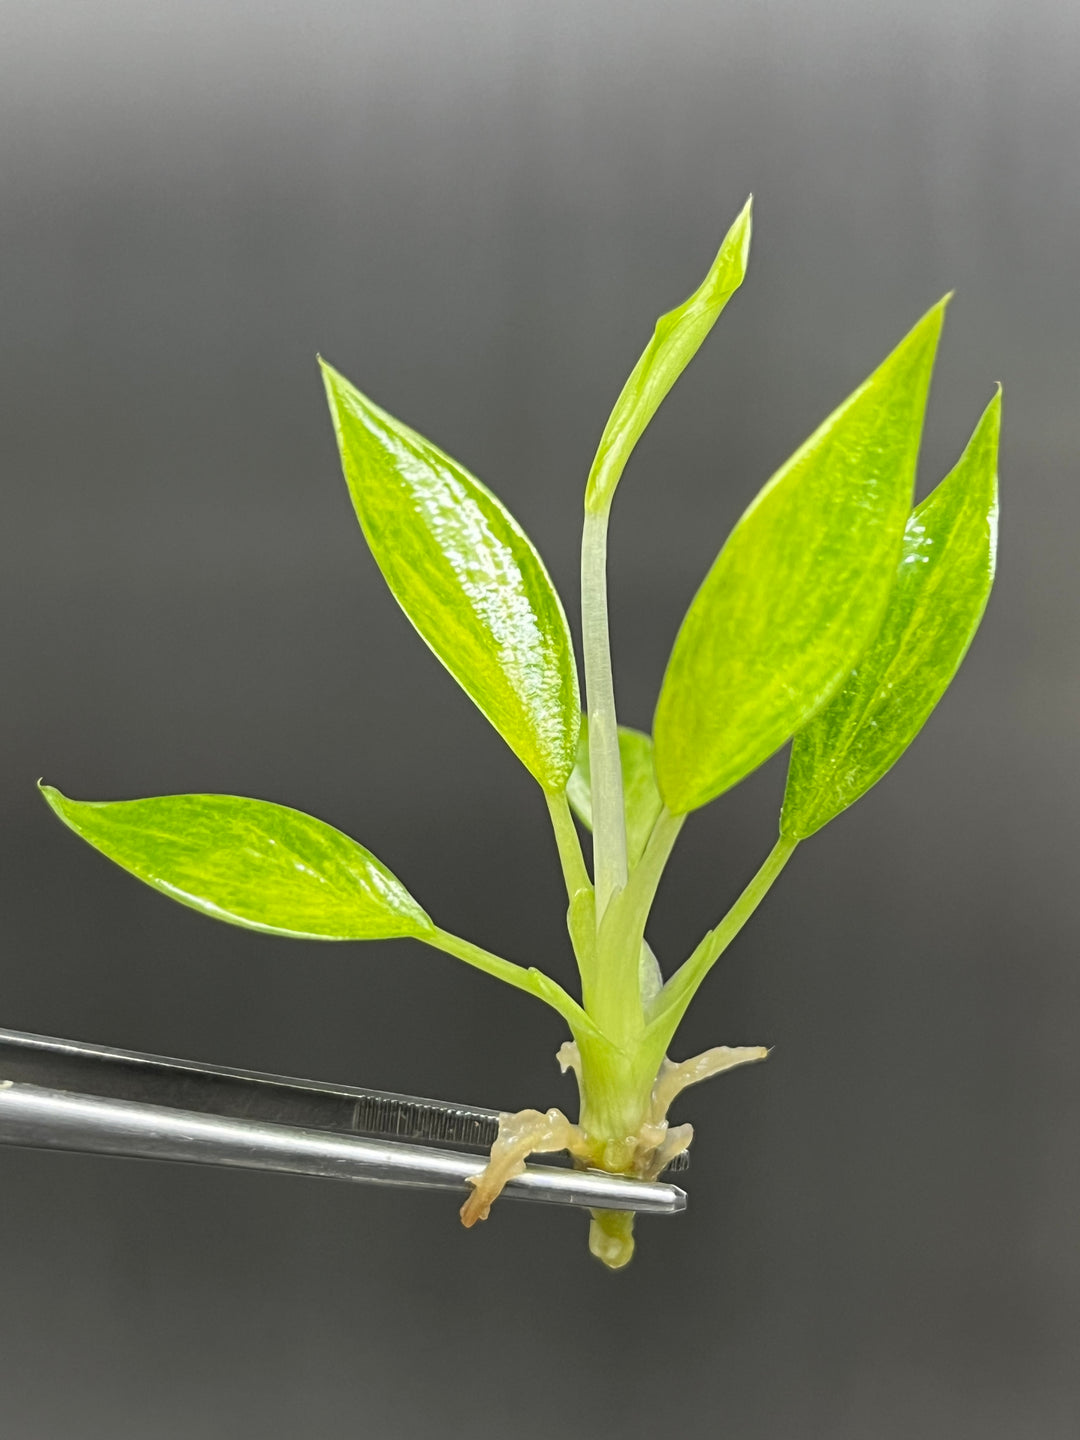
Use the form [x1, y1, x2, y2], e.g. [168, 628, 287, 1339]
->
[1, 2, 1077, 1436]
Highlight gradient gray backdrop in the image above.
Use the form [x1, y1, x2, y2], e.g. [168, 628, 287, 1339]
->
[2, 2, 1077, 1436]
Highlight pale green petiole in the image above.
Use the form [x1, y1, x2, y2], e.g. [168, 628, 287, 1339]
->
[646, 835, 799, 1049]
[427, 926, 597, 1040]
[544, 788, 592, 910]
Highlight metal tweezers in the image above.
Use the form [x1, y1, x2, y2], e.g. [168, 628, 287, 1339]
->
[0, 1027, 686, 1218]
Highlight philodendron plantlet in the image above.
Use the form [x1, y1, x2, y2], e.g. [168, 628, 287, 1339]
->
[42, 197, 1000, 1268]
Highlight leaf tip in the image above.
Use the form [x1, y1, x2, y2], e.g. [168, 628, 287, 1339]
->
[886, 294, 949, 381]
[914, 291, 952, 341]
[703, 195, 754, 288]
[929, 293, 952, 329]
[319, 362, 384, 432]
[318, 359, 373, 442]
[318, 354, 342, 389]
[973, 385, 1003, 450]
[729, 194, 753, 263]
[318, 355, 341, 405]
[318, 356, 362, 407]
[38, 779, 69, 821]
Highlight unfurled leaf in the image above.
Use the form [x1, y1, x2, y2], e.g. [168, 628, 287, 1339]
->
[567, 718, 663, 869]
[321, 362, 580, 790]
[585, 197, 753, 513]
[653, 299, 947, 815]
[40, 787, 432, 940]
[781, 389, 1000, 839]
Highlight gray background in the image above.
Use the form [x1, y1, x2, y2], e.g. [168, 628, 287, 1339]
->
[1, 1, 1077, 1435]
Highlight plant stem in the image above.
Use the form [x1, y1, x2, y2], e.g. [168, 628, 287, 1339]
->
[573, 1029, 658, 1150]
[545, 788, 591, 904]
[646, 834, 798, 1047]
[581, 505, 627, 922]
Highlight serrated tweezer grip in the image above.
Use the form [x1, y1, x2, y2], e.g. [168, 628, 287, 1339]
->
[0, 1028, 686, 1216]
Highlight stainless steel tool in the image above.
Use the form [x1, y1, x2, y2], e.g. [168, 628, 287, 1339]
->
[0, 1027, 687, 1217]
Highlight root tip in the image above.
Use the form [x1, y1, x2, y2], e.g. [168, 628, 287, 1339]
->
[459, 1198, 490, 1228]
[459, 1177, 494, 1227]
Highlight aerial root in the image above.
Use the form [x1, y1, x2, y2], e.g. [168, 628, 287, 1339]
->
[459, 1106, 592, 1227]
[649, 1045, 769, 1120]
[626, 1045, 769, 1181]
[555, 1039, 582, 1086]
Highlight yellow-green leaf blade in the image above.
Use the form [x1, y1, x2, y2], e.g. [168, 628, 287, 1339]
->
[585, 196, 753, 513]
[781, 388, 1000, 839]
[321, 362, 580, 790]
[40, 786, 433, 940]
[654, 299, 947, 815]
[566, 718, 663, 869]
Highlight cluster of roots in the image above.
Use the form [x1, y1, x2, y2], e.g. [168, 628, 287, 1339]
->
[460, 1041, 767, 1268]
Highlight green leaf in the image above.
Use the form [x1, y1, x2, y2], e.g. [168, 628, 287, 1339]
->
[585, 196, 753, 513]
[321, 362, 580, 791]
[781, 388, 1000, 839]
[653, 299, 947, 815]
[40, 786, 432, 941]
[567, 718, 664, 869]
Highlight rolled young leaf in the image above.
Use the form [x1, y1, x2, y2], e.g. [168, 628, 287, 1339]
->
[40, 786, 433, 940]
[321, 362, 580, 791]
[781, 388, 1000, 839]
[585, 196, 753, 514]
[653, 299, 947, 815]
[566, 719, 663, 870]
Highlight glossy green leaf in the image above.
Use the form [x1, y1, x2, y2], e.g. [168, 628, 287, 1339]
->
[781, 388, 1000, 839]
[321, 362, 580, 790]
[585, 196, 753, 513]
[567, 718, 664, 869]
[40, 786, 433, 940]
[653, 299, 947, 815]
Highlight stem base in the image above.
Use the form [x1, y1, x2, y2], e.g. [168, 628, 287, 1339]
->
[460, 1040, 768, 1268]
[588, 1209, 636, 1269]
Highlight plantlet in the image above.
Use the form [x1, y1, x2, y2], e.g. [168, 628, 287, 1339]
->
[41, 197, 1000, 1269]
